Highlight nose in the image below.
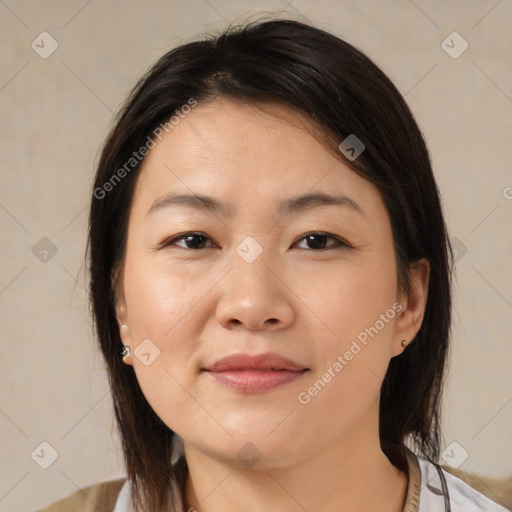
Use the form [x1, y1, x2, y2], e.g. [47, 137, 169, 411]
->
[215, 245, 295, 331]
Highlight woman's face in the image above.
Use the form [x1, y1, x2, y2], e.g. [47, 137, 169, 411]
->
[116, 98, 427, 468]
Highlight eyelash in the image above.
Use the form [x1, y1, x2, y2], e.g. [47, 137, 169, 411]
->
[158, 231, 350, 251]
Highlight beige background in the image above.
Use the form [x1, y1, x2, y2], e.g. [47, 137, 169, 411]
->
[0, 1, 511, 510]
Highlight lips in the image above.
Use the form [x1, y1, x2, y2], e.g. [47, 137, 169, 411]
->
[202, 353, 309, 393]
[203, 352, 308, 372]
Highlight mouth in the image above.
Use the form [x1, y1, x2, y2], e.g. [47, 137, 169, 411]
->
[202, 352, 310, 393]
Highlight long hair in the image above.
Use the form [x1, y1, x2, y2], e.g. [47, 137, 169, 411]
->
[87, 18, 454, 511]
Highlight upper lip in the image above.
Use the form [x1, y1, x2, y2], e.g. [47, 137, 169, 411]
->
[203, 353, 308, 372]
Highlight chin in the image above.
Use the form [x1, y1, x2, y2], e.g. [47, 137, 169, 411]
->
[194, 430, 305, 470]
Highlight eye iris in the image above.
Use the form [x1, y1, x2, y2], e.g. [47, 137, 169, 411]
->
[307, 234, 328, 249]
[185, 234, 206, 249]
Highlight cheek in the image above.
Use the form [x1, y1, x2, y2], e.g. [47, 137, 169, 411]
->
[123, 257, 211, 433]
[308, 254, 398, 352]
[123, 256, 209, 398]
[298, 252, 398, 413]
[124, 256, 205, 339]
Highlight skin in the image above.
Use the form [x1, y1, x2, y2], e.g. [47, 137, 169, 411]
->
[116, 98, 430, 512]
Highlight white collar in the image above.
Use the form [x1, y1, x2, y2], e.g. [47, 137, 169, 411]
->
[416, 456, 508, 511]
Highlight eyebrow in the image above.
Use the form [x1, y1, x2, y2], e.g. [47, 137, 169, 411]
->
[146, 191, 364, 219]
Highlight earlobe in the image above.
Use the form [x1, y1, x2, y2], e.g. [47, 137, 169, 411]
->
[120, 343, 133, 365]
[118, 324, 133, 366]
[115, 300, 133, 365]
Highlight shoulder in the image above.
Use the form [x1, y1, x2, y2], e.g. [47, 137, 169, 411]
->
[35, 478, 126, 512]
[417, 456, 510, 512]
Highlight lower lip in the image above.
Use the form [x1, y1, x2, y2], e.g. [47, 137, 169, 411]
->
[204, 370, 308, 393]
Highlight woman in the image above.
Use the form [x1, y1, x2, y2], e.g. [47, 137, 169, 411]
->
[38, 18, 508, 512]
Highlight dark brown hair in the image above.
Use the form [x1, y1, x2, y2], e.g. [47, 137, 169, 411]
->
[88, 18, 454, 511]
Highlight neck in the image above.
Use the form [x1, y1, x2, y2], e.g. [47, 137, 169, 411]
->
[183, 407, 408, 512]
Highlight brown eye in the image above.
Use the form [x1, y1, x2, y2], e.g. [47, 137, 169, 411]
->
[293, 232, 348, 250]
[161, 232, 216, 250]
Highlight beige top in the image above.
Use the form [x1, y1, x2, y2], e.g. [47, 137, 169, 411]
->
[36, 450, 509, 512]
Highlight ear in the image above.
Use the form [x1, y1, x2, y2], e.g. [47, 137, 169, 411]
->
[392, 258, 430, 357]
[115, 293, 133, 366]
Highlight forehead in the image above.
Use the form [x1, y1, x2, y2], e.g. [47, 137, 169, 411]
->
[154, 99, 334, 167]
[131, 99, 383, 219]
